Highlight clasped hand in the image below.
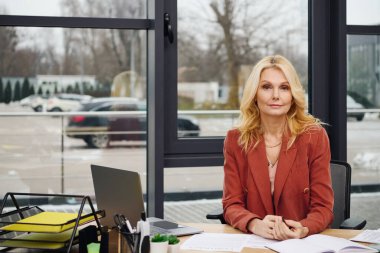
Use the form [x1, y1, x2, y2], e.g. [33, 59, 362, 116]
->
[248, 215, 309, 240]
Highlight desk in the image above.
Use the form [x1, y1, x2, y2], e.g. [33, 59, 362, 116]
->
[180, 223, 364, 253]
[1, 223, 364, 252]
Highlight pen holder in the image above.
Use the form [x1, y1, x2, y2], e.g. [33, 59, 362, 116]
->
[119, 231, 140, 253]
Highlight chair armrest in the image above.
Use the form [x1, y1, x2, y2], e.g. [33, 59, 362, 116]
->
[205, 207, 226, 224]
[339, 217, 367, 230]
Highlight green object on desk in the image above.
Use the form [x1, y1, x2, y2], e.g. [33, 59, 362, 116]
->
[87, 242, 100, 253]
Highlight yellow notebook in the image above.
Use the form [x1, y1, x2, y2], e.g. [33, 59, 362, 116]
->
[0, 229, 79, 250]
[0, 212, 95, 233]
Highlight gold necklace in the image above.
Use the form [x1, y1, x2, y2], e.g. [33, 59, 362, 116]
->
[265, 142, 282, 148]
[268, 158, 279, 168]
[267, 149, 281, 168]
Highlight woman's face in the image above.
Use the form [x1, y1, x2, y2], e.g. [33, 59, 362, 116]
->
[255, 67, 292, 119]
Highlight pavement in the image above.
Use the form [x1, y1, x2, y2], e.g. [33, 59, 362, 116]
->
[350, 193, 380, 229]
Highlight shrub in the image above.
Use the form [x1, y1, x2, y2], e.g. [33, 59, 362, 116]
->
[168, 235, 179, 245]
[151, 233, 168, 243]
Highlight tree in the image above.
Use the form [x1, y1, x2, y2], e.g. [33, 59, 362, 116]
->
[4, 81, 12, 104]
[14, 81, 21, 101]
[0, 78, 3, 103]
[209, 0, 241, 108]
[208, 0, 287, 108]
[22, 78, 30, 99]
[66, 85, 74, 93]
[178, 0, 301, 108]
[74, 82, 81, 94]
[37, 86, 43, 95]
[0, 27, 18, 76]
[54, 84, 58, 95]
[29, 85, 35, 96]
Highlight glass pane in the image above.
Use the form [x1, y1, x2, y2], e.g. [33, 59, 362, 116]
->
[164, 166, 223, 223]
[0, 27, 147, 198]
[177, 0, 308, 138]
[0, 0, 146, 18]
[347, 35, 380, 185]
[347, 0, 380, 25]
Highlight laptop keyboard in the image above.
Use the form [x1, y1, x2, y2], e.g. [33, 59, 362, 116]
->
[150, 225, 169, 235]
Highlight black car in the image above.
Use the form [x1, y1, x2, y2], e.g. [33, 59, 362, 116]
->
[66, 98, 200, 148]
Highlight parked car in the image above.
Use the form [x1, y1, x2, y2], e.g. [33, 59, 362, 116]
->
[347, 95, 365, 121]
[23, 95, 50, 112]
[66, 98, 200, 148]
[47, 94, 92, 112]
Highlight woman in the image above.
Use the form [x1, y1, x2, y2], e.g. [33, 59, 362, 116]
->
[223, 55, 334, 240]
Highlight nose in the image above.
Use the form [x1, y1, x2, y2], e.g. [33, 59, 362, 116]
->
[272, 88, 279, 100]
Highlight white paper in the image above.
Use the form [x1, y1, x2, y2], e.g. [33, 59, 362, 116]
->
[351, 230, 380, 244]
[180, 233, 277, 252]
[267, 238, 330, 253]
[180, 233, 250, 252]
[244, 234, 277, 249]
[267, 234, 377, 253]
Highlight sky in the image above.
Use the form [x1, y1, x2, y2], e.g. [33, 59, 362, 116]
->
[0, 0, 379, 55]
[0, 0, 61, 16]
[347, 0, 380, 25]
[1, 0, 379, 26]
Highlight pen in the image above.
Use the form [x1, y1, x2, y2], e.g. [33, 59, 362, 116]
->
[125, 218, 134, 233]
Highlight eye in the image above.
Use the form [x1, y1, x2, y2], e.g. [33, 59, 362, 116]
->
[280, 85, 290, 90]
[262, 84, 272, 90]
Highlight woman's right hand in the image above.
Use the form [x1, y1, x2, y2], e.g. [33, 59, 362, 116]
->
[247, 215, 278, 239]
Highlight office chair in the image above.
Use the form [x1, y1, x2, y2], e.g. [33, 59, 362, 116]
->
[206, 160, 366, 230]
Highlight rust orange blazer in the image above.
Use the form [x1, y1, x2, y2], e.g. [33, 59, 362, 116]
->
[222, 127, 334, 235]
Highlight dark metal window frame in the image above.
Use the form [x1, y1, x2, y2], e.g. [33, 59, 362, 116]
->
[309, 0, 348, 161]
[3, 0, 376, 219]
[162, 0, 224, 168]
[321, 0, 380, 162]
[163, 0, 333, 167]
[345, 5, 380, 192]
[0, 5, 164, 217]
[162, 0, 360, 167]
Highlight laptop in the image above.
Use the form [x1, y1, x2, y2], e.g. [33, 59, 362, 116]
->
[90, 164, 203, 236]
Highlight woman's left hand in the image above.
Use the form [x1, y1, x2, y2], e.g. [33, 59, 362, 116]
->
[272, 217, 309, 240]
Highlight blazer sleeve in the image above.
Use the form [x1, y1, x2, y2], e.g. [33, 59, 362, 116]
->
[222, 130, 260, 233]
[299, 128, 334, 235]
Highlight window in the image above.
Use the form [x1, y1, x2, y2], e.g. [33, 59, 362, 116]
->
[0, 12, 149, 200]
[165, 0, 309, 157]
[347, 0, 380, 25]
[346, 0, 380, 189]
[0, 0, 146, 18]
[347, 35, 380, 185]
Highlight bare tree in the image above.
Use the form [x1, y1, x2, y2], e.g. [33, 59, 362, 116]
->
[210, 0, 240, 108]
[0, 27, 18, 76]
[178, 0, 305, 109]
[209, 0, 290, 108]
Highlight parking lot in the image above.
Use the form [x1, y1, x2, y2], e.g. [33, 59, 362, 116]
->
[0, 103, 380, 197]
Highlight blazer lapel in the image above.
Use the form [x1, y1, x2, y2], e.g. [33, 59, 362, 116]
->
[273, 135, 297, 212]
[247, 141, 274, 214]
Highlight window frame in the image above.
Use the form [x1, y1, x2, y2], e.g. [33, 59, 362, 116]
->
[163, 0, 335, 166]
[345, 3, 380, 191]
[2, 0, 369, 219]
[0, 5, 163, 216]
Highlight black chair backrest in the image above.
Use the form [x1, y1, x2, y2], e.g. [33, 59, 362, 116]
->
[330, 161, 351, 228]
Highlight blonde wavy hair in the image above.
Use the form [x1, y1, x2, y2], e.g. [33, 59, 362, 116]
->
[237, 55, 321, 152]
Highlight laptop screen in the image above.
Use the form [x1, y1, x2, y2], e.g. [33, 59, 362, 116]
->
[91, 165, 145, 228]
